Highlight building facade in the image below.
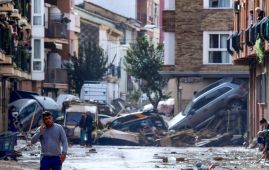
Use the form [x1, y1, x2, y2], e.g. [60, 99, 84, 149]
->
[0, 0, 32, 132]
[0, 0, 80, 132]
[75, 2, 140, 103]
[42, 0, 80, 99]
[232, 0, 269, 140]
[162, 0, 249, 114]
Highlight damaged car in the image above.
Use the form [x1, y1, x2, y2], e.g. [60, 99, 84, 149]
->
[108, 111, 168, 146]
[169, 78, 248, 131]
[8, 96, 62, 132]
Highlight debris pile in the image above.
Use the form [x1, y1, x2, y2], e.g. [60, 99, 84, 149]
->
[160, 109, 247, 147]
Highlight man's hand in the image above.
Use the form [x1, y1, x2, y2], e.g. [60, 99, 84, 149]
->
[40, 123, 46, 134]
[60, 154, 66, 163]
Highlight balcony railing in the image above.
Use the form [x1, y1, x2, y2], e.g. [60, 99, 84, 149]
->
[46, 21, 68, 39]
[0, 28, 13, 55]
[13, 46, 31, 73]
[45, 68, 68, 84]
[45, 0, 57, 6]
[46, 14, 68, 39]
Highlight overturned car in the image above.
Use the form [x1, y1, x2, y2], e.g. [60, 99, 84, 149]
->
[169, 78, 248, 131]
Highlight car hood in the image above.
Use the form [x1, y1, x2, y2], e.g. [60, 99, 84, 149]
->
[168, 112, 186, 129]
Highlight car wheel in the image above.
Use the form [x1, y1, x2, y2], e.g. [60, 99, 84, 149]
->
[229, 100, 243, 112]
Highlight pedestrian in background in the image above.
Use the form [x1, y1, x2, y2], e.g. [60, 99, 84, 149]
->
[31, 111, 68, 170]
[78, 112, 87, 145]
[260, 118, 269, 130]
[85, 111, 94, 147]
[255, 7, 265, 21]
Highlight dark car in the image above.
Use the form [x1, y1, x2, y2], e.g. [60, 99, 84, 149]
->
[9, 96, 62, 132]
[8, 99, 43, 132]
[110, 111, 167, 133]
[169, 78, 248, 130]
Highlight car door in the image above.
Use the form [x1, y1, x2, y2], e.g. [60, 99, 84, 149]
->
[188, 96, 208, 127]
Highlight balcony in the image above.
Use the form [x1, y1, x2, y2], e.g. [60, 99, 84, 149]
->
[0, 50, 4, 61]
[0, 65, 14, 76]
[45, 14, 68, 39]
[45, 68, 68, 85]
[10, 9, 21, 20]
[231, 17, 269, 65]
[0, 1, 14, 12]
[0, 54, 12, 64]
[0, 65, 30, 79]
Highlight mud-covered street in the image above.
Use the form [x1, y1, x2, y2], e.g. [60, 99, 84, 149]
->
[0, 143, 267, 170]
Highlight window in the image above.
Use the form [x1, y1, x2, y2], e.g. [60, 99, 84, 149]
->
[203, 31, 232, 64]
[204, 0, 233, 8]
[33, 0, 43, 26]
[193, 87, 230, 111]
[34, 39, 41, 59]
[33, 61, 41, 70]
[32, 38, 43, 71]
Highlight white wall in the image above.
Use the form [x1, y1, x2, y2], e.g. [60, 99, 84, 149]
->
[164, 0, 175, 10]
[99, 27, 122, 102]
[67, 13, 80, 33]
[31, 0, 45, 80]
[164, 32, 175, 65]
[119, 45, 129, 100]
[87, 0, 137, 19]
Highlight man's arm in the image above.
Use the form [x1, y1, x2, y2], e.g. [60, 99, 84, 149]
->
[31, 127, 43, 144]
[60, 126, 68, 154]
[60, 126, 68, 163]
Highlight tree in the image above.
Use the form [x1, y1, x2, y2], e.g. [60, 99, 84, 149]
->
[124, 36, 168, 111]
[66, 40, 108, 94]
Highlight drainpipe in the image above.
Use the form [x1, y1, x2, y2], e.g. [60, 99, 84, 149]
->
[175, 77, 182, 114]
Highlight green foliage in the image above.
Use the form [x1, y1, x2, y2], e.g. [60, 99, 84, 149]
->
[65, 40, 108, 94]
[126, 89, 140, 103]
[255, 36, 265, 64]
[124, 36, 167, 110]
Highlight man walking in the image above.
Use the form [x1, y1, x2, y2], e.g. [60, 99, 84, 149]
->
[31, 111, 68, 170]
[85, 112, 94, 147]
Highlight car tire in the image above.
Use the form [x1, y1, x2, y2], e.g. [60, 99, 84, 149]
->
[229, 100, 244, 112]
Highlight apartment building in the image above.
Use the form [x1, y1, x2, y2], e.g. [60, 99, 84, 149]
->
[161, 0, 248, 114]
[42, 0, 80, 98]
[0, 0, 80, 132]
[232, 0, 269, 139]
[0, 0, 32, 132]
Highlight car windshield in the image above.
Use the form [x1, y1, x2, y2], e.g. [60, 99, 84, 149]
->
[65, 112, 82, 125]
[182, 101, 193, 116]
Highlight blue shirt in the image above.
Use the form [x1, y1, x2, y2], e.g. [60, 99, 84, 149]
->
[31, 123, 68, 156]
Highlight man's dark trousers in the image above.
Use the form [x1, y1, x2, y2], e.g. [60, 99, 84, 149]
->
[40, 156, 62, 170]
